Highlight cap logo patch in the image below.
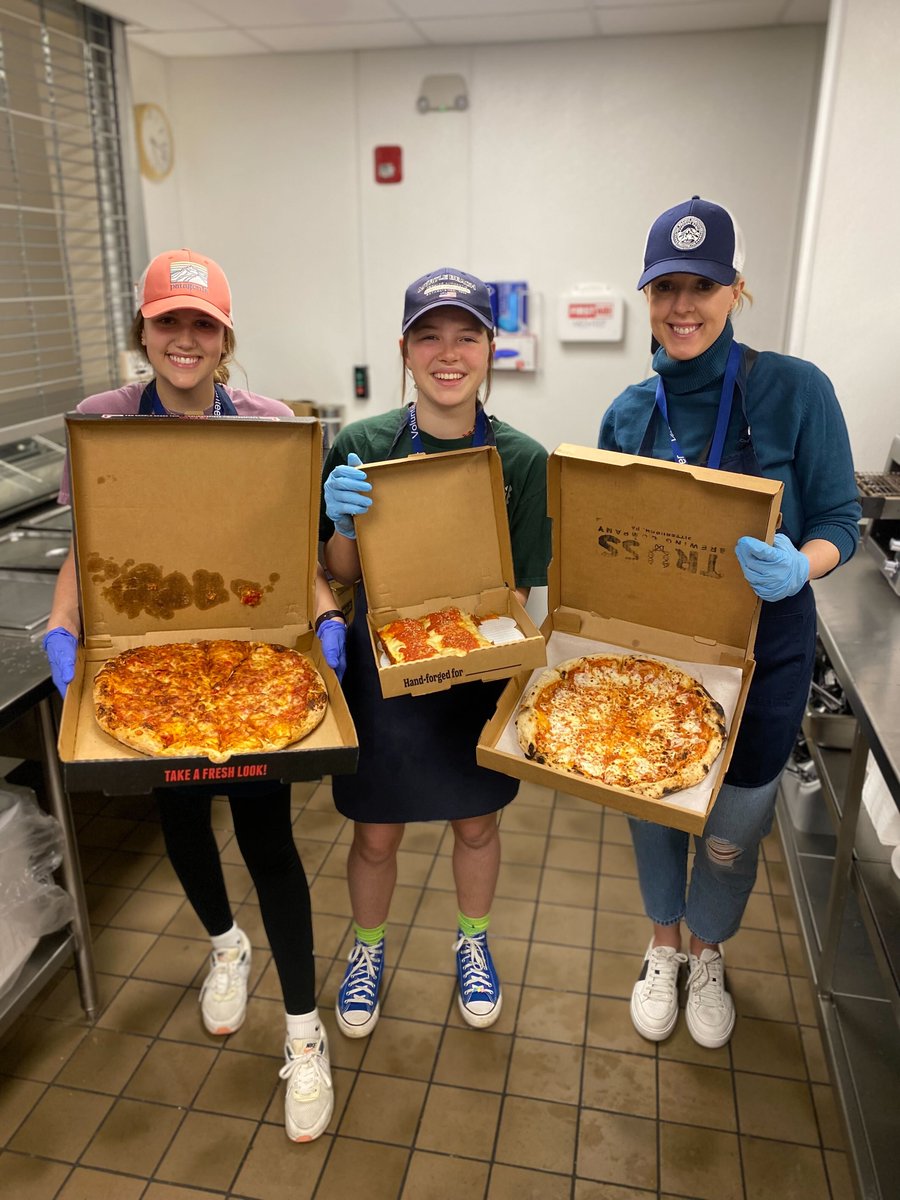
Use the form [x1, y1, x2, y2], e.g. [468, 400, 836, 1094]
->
[170, 261, 209, 292]
[671, 216, 706, 251]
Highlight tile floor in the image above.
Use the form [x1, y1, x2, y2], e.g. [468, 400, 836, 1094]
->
[0, 778, 854, 1200]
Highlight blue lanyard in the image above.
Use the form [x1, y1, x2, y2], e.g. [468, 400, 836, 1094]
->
[141, 381, 238, 417]
[653, 340, 742, 470]
[407, 402, 489, 453]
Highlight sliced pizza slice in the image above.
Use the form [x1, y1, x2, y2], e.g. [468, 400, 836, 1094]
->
[424, 606, 492, 657]
[377, 616, 441, 665]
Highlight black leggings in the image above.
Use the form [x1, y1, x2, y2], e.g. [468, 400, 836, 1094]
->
[155, 782, 316, 1013]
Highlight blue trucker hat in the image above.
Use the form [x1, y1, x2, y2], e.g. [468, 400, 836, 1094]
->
[402, 268, 495, 333]
[637, 196, 745, 289]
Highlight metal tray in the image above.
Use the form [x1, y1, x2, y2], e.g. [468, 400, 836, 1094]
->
[0, 569, 57, 634]
[19, 505, 72, 533]
[0, 530, 70, 572]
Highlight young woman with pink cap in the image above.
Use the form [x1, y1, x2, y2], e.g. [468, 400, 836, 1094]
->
[600, 198, 860, 1048]
[42, 247, 343, 1142]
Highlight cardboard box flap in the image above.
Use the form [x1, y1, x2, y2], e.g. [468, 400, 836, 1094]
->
[549, 444, 782, 652]
[356, 446, 516, 612]
[67, 416, 320, 639]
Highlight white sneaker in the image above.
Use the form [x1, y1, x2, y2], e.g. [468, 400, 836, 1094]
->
[685, 947, 735, 1048]
[199, 929, 251, 1035]
[630, 940, 687, 1041]
[279, 1029, 334, 1142]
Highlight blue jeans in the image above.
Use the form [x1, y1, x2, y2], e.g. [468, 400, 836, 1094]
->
[627, 778, 780, 945]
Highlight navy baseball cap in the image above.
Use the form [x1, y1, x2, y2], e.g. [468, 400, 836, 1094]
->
[637, 196, 745, 289]
[402, 268, 495, 334]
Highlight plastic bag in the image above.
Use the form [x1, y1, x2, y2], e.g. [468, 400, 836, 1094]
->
[0, 783, 74, 938]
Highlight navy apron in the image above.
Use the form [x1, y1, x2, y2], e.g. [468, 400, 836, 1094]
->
[138, 381, 238, 416]
[331, 403, 520, 824]
[639, 345, 816, 788]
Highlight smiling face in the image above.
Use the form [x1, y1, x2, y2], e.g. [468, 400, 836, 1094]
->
[140, 308, 226, 409]
[646, 273, 744, 361]
[401, 308, 493, 424]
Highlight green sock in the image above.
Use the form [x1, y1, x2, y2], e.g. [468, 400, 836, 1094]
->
[458, 912, 490, 938]
[353, 922, 386, 946]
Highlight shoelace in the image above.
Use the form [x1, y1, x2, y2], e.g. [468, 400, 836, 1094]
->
[206, 948, 244, 1000]
[279, 1040, 329, 1098]
[641, 948, 687, 1003]
[688, 955, 725, 1009]
[342, 941, 383, 1004]
[454, 934, 496, 999]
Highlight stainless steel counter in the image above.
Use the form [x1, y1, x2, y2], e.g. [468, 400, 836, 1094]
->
[811, 551, 900, 805]
[0, 633, 98, 1033]
[777, 549, 900, 1200]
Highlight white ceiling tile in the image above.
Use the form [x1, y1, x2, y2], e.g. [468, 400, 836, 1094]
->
[595, 1, 783, 37]
[249, 21, 426, 52]
[197, 0, 399, 28]
[90, 0, 225, 32]
[419, 10, 596, 45]
[396, 0, 586, 16]
[126, 29, 270, 57]
[780, 0, 829, 23]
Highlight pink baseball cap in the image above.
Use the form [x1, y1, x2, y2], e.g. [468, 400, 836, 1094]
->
[136, 248, 233, 328]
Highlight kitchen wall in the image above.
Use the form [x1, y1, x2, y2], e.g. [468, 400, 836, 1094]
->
[788, 0, 900, 472]
[128, 25, 825, 455]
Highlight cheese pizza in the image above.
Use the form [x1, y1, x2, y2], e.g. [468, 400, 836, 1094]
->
[93, 639, 328, 763]
[377, 606, 492, 665]
[516, 653, 726, 799]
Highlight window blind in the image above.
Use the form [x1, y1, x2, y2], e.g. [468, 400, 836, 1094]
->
[0, 0, 132, 429]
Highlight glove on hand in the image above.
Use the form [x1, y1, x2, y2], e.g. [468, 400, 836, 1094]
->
[317, 618, 347, 681]
[324, 452, 371, 539]
[42, 627, 78, 698]
[735, 532, 810, 602]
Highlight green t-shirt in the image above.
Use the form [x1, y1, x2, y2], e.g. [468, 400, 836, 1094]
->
[320, 407, 551, 588]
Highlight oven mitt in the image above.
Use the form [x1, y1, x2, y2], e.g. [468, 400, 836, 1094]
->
[41, 627, 77, 698]
[735, 533, 809, 602]
[324, 452, 371, 539]
[317, 618, 347, 681]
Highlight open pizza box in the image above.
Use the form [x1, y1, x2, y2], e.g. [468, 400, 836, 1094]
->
[353, 445, 546, 698]
[57, 415, 358, 793]
[476, 444, 782, 834]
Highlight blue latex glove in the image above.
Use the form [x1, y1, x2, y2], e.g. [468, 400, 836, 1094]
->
[735, 532, 810, 601]
[324, 452, 371, 539]
[42, 627, 77, 698]
[317, 618, 347, 681]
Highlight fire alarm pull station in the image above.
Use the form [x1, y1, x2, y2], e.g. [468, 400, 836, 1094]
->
[374, 146, 402, 184]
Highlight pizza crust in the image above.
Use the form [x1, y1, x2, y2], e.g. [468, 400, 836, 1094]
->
[93, 640, 327, 762]
[515, 653, 726, 799]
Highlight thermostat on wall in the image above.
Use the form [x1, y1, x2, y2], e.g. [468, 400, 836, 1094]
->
[558, 284, 624, 342]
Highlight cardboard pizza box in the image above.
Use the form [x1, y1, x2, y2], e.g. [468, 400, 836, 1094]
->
[476, 444, 783, 834]
[353, 445, 546, 697]
[57, 415, 357, 793]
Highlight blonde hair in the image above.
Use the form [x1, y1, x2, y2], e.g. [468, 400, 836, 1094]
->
[399, 321, 494, 407]
[129, 311, 236, 385]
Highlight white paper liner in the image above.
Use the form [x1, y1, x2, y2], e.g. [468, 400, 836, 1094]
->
[378, 617, 524, 667]
[495, 631, 745, 816]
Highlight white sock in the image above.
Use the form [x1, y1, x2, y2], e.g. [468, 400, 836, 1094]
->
[210, 923, 242, 953]
[286, 1008, 321, 1048]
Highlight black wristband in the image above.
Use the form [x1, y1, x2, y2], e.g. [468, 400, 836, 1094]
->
[314, 608, 345, 633]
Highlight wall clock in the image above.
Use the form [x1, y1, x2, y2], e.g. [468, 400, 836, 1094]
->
[134, 102, 174, 181]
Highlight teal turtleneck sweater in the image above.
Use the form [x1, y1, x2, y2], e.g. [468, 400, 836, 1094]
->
[599, 321, 860, 564]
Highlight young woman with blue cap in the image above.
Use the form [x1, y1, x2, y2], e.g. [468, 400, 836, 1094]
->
[599, 198, 860, 1048]
[42, 248, 344, 1142]
[320, 268, 551, 1040]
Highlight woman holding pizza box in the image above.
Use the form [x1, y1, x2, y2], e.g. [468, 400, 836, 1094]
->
[320, 268, 551, 1038]
[42, 247, 344, 1143]
[599, 198, 860, 1048]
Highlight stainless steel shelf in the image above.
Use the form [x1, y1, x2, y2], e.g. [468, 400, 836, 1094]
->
[0, 928, 74, 1039]
[775, 551, 900, 1200]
